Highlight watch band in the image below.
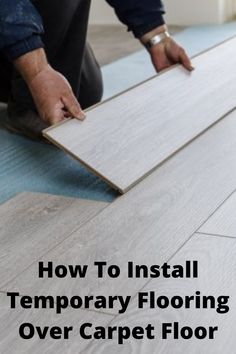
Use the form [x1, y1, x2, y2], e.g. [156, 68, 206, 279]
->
[145, 31, 170, 50]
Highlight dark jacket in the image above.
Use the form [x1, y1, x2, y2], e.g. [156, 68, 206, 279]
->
[0, 0, 165, 61]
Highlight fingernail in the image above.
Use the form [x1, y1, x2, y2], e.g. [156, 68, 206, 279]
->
[77, 111, 86, 120]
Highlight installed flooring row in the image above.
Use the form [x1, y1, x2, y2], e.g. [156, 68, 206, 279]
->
[1, 109, 236, 353]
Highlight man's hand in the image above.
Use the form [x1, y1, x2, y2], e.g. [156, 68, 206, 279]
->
[14, 48, 85, 125]
[28, 65, 85, 125]
[140, 25, 194, 73]
[150, 37, 194, 73]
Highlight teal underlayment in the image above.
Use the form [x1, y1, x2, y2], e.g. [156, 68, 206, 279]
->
[1, 22, 236, 204]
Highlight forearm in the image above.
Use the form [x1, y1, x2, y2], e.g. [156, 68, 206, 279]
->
[14, 48, 49, 84]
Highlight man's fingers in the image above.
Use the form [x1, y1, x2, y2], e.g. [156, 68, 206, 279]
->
[157, 55, 173, 72]
[153, 52, 173, 72]
[150, 43, 173, 73]
[62, 94, 86, 120]
[156, 61, 172, 72]
[179, 49, 194, 71]
[45, 111, 65, 125]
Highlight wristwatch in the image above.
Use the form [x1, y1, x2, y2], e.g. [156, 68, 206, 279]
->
[145, 31, 170, 50]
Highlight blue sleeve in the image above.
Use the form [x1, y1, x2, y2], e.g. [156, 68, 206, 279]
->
[106, 0, 165, 38]
[0, 0, 44, 60]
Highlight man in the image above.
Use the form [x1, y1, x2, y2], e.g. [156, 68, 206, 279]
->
[0, 0, 193, 140]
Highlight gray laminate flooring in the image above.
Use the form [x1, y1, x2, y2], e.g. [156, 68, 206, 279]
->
[1, 107, 236, 352]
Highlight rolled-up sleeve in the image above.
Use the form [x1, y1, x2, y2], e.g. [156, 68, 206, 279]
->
[0, 0, 44, 60]
[106, 0, 165, 38]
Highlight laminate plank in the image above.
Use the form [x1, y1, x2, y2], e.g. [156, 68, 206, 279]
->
[0, 192, 108, 288]
[44, 37, 236, 193]
[5, 110, 236, 312]
[198, 191, 236, 238]
[0, 293, 112, 354]
[84, 234, 236, 354]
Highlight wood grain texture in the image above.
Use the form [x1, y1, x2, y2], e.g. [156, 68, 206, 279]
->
[44, 38, 236, 193]
[84, 234, 236, 354]
[199, 191, 236, 237]
[5, 110, 236, 313]
[0, 293, 112, 354]
[0, 192, 108, 289]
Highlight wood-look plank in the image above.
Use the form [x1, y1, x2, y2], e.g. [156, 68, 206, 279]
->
[84, 234, 236, 354]
[198, 191, 236, 237]
[0, 192, 108, 288]
[0, 293, 112, 354]
[5, 110, 236, 312]
[44, 37, 236, 193]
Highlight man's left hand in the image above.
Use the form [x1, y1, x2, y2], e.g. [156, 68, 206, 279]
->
[140, 25, 194, 73]
[150, 36, 194, 72]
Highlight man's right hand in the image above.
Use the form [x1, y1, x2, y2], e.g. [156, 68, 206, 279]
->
[28, 65, 86, 125]
[14, 48, 85, 125]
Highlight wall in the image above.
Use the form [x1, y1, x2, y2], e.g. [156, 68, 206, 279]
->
[90, 1, 119, 25]
[89, 0, 236, 25]
[164, 0, 235, 25]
